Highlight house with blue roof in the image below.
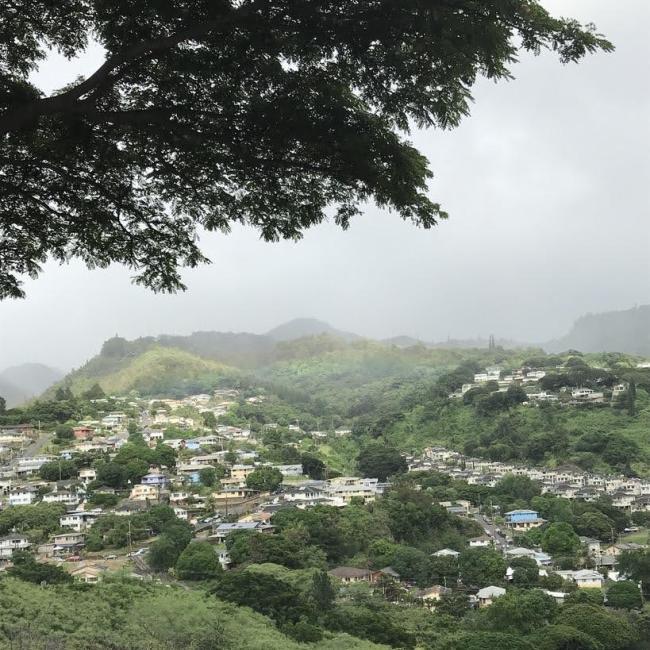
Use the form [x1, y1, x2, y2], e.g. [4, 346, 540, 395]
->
[504, 509, 546, 530]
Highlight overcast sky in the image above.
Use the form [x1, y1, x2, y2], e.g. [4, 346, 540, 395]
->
[1, 0, 649, 371]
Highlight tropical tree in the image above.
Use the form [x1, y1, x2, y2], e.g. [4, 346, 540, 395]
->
[0, 2, 611, 299]
[606, 581, 642, 610]
[176, 542, 223, 581]
[357, 444, 407, 481]
[618, 549, 650, 597]
[246, 467, 283, 493]
[541, 522, 581, 556]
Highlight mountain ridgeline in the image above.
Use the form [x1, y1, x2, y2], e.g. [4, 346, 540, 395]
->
[546, 305, 650, 356]
[23, 306, 650, 401]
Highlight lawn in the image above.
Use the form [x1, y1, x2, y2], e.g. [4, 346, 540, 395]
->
[620, 527, 650, 545]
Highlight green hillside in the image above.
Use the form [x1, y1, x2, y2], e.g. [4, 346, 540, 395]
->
[49, 346, 238, 398]
[0, 577, 384, 650]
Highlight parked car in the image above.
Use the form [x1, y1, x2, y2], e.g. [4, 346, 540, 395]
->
[105, 554, 118, 560]
[67, 555, 82, 562]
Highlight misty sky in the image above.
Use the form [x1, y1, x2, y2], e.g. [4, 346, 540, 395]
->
[1, 0, 649, 372]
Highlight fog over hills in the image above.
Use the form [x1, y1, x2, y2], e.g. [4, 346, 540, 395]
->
[545, 305, 650, 356]
[0, 363, 64, 407]
[2, 305, 649, 406]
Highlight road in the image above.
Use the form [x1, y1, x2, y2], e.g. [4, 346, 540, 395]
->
[21, 430, 52, 458]
[472, 513, 510, 553]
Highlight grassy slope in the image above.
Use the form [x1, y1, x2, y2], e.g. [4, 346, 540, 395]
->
[0, 577, 385, 650]
[50, 347, 237, 397]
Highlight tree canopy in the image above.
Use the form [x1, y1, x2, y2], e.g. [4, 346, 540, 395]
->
[0, 1, 611, 298]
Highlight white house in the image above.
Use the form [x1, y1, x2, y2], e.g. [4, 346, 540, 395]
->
[8, 486, 37, 506]
[477, 585, 506, 607]
[0, 534, 30, 558]
[60, 509, 102, 532]
[272, 464, 303, 477]
[43, 491, 79, 506]
[79, 468, 97, 484]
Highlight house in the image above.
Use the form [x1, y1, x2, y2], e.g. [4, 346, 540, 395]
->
[0, 534, 30, 558]
[378, 566, 401, 580]
[412, 585, 450, 606]
[211, 521, 273, 543]
[73, 426, 93, 440]
[543, 590, 568, 604]
[611, 492, 635, 510]
[173, 506, 188, 520]
[579, 536, 602, 557]
[43, 491, 79, 506]
[504, 509, 546, 530]
[555, 569, 604, 589]
[571, 388, 604, 404]
[230, 465, 257, 481]
[141, 471, 170, 487]
[506, 547, 537, 559]
[469, 536, 493, 548]
[328, 567, 378, 584]
[60, 509, 102, 532]
[70, 564, 105, 584]
[49, 532, 85, 556]
[272, 464, 303, 477]
[144, 430, 164, 445]
[8, 485, 37, 506]
[594, 555, 617, 569]
[129, 484, 162, 501]
[477, 585, 506, 607]
[215, 546, 231, 569]
[326, 477, 381, 503]
[439, 500, 472, 516]
[605, 542, 644, 556]
[101, 413, 126, 429]
[15, 456, 53, 477]
[79, 468, 97, 484]
[573, 569, 604, 589]
[432, 548, 460, 558]
[211, 487, 259, 504]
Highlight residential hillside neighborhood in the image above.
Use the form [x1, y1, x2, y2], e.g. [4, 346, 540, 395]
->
[413, 446, 650, 514]
[448, 363, 639, 406]
[0, 384, 647, 613]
